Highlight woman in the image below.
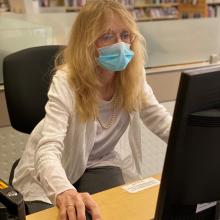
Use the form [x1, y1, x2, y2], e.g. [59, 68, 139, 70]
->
[13, 1, 172, 220]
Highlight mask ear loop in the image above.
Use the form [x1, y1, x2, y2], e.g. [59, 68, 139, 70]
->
[130, 32, 136, 43]
[127, 32, 136, 50]
[94, 38, 101, 58]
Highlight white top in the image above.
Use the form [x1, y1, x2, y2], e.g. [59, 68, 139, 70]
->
[13, 69, 172, 205]
[87, 99, 130, 169]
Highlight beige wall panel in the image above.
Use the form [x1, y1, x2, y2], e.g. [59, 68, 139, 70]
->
[146, 71, 181, 103]
[0, 90, 10, 127]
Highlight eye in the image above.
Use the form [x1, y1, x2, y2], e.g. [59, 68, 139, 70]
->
[120, 31, 130, 40]
[101, 33, 114, 41]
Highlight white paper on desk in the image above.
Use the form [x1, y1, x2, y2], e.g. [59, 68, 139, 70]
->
[121, 177, 160, 193]
[196, 201, 217, 213]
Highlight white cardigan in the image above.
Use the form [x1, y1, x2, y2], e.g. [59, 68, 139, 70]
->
[13, 70, 172, 205]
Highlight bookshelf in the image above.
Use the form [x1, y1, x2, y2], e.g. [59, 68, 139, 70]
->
[38, 0, 180, 21]
[8, 0, 214, 20]
[131, 1, 180, 21]
[178, 0, 208, 18]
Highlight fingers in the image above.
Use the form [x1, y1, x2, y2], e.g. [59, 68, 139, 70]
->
[57, 190, 102, 220]
[59, 204, 83, 220]
[74, 198, 86, 220]
[57, 190, 79, 220]
[81, 193, 102, 220]
[58, 204, 68, 220]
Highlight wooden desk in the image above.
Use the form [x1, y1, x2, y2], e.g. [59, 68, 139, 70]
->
[26, 176, 160, 220]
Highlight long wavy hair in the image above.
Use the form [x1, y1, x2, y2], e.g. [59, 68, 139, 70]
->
[56, 0, 147, 122]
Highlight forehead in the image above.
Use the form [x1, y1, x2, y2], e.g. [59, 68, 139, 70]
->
[104, 13, 129, 32]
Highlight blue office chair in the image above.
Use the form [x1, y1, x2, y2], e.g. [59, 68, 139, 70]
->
[3, 45, 65, 185]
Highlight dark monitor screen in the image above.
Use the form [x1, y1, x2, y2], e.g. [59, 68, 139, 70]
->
[154, 66, 220, 219]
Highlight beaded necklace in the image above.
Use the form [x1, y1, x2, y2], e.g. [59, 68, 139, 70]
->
[97, 95, 118, 129]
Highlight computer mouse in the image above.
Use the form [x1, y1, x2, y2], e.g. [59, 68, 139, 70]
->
[85, 210, 92, 220]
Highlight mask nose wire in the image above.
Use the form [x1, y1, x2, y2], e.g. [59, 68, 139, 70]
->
[115, 32, 122, 44]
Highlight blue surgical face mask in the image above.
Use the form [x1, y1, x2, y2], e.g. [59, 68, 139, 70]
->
[97, 42, 134, 72]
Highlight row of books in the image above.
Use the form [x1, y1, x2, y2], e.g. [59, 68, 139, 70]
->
[148, 7, 178, 17]
[118, 0, 135, 6]
[132, 7, 178, 19]
[134, 0, 178, 4]
[159, 0, 179, 3]
[180, 0, 199, 4]
[65, 0, 179, 7]
[132, 9, 146, 18]
[117, 0, 179, 7]
[38, 0, 86, 7]
[38, 0, 179, 7]
[181, 12, 203, 18]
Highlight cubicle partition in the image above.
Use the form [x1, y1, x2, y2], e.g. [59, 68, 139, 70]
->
[0, 17, 52, 84]
[138, 17, 220, 68]
[1, 14, 220, 79]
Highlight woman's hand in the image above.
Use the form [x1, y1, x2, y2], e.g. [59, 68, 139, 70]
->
[56, 189, 102, 220]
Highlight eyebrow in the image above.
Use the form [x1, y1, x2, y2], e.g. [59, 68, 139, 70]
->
[104, 29, 130, 34]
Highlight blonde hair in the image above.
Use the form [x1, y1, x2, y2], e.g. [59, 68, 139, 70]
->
[56, 0, 147, 122]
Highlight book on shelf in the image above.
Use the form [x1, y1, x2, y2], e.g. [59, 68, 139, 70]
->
[159, 0, 179, 3]
[64, 0, 86, 7]
[147, 7, 178, 17]
[134, 0, 179, 5]
[208, 6, 215, 17]
[132, 8, 146, 19]
[118, 0, 135, 6]
[38, 0, 49, 7]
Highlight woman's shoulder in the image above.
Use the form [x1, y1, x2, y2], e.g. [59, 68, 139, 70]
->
[49, 66, 75, 99]
[51, 66, 73, 90]
[53, 65, 69, 81]
[48, 66, 76, 112]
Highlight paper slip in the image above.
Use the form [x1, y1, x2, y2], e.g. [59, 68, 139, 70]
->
[121, 177, 160, 193]
[196, 201, 217, 213]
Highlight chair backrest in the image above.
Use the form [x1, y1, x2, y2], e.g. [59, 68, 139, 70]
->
[3, 45, 65, 134]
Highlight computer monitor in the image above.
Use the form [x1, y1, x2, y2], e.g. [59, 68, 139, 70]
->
[154, 66, 220, 220]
